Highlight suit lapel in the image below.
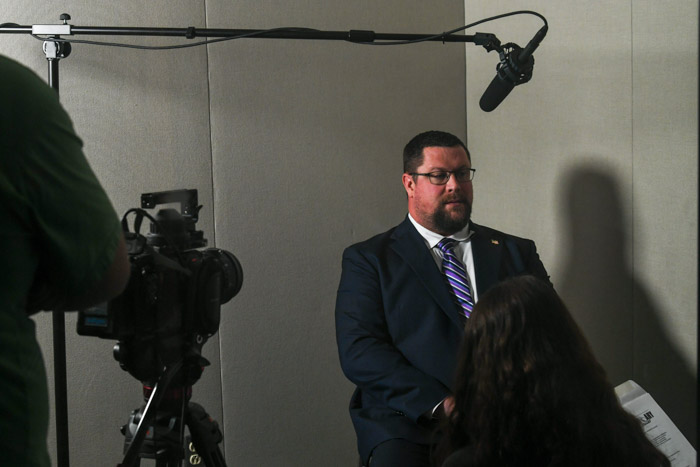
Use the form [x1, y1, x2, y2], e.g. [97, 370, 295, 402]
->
[471, 223, 503, 296]
[390, 218, 463, 328]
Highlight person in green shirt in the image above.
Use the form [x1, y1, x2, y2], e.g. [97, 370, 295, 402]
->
[0, 54, 130, 466]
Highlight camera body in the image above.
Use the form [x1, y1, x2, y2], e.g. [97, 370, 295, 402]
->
[77, 189, 242, 384]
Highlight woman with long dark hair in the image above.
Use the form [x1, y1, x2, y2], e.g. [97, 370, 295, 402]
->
[436, 275, 669, 467]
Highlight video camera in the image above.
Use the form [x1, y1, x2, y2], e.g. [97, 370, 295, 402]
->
[77, 189, 242, 386]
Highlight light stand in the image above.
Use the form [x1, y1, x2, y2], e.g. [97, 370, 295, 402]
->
[40, 14, 75, 467]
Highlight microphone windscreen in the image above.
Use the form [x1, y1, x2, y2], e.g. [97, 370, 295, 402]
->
[479, 74, 515, 112]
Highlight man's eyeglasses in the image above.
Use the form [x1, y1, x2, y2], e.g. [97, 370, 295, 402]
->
[409, 168, 476, 185]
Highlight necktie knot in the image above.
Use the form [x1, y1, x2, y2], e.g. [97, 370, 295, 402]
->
[437, 238, 458, 254]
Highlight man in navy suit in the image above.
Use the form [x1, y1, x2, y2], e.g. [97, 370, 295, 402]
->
[335, 130, 550, 467]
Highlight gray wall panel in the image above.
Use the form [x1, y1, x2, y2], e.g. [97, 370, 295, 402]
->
[465, 0, 697, 447]
[632, 0, 698, 449]
[205, 3, 466, 464]
[466, 2, 636, 384]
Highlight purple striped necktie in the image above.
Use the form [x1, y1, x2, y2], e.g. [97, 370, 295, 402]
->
[437, 238, 474, 319]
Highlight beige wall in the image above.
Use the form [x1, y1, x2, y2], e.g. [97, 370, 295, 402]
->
[1, 1, 466, 465]
[465, 0, 697, 446]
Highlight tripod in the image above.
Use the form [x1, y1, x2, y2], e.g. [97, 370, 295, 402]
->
[117, 362, 227, 467]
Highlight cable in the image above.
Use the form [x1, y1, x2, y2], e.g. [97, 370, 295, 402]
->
[27, 11, 547, 50]
[358, 10, 547, 46]
[30, 27, 322, 50]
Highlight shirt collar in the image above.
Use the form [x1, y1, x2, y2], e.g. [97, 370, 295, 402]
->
[407, 213, 473, 249]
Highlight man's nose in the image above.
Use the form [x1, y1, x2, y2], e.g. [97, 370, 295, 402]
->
[445, 173, 461, 191]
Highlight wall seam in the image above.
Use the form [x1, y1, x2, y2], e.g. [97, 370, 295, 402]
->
[630, 0, 636, 380]
[204, 4, 216, 245]
[463, 0, 469, 146]
[201, 0, 227, 459]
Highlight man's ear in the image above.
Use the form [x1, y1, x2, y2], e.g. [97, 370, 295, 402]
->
[402, 173, 415, 197]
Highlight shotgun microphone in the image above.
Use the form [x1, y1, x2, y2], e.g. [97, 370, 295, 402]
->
[479, 25, 548, 112]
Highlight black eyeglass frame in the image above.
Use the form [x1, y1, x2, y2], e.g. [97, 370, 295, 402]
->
[409, 168, 476, 185]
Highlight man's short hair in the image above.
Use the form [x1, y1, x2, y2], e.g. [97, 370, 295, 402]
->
[403, 130, 470, 173]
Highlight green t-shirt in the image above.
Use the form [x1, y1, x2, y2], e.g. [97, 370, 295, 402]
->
[0, 55, 121, 466]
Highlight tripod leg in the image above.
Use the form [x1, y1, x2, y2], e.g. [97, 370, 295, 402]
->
[185, 402, 227, 467]
[119, 362, 183, 467]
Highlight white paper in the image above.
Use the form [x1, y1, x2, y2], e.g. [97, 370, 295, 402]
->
[615, 380, 696, 467]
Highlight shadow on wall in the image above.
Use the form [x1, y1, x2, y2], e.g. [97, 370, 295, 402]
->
[557, 163, 697, 448]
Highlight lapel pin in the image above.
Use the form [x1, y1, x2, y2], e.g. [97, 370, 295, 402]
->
[491, 239, 499, 245]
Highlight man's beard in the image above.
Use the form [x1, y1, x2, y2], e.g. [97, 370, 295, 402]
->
[431, 198, 471, 235]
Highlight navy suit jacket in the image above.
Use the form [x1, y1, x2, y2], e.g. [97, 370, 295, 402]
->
[335, 217, 549, 463]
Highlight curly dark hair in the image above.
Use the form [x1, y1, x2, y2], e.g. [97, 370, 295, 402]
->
[435, 276, 670, 467]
